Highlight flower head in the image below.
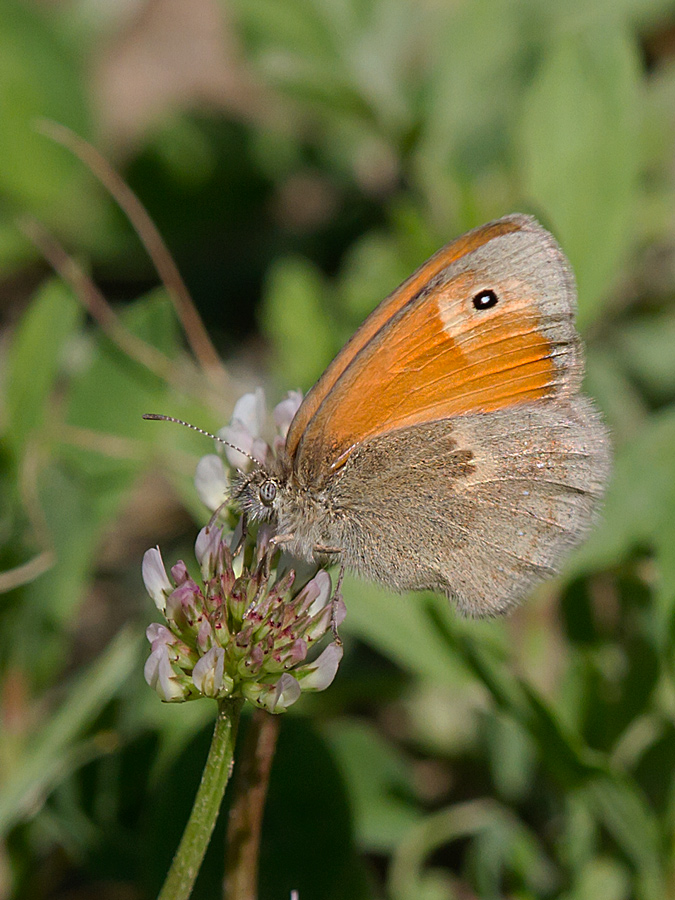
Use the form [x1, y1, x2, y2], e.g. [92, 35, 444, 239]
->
[142, 524, 343, 712]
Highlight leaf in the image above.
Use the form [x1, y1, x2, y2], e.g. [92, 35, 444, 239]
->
[0, 0, 111, 250]
[553, 0, 675, 30]
[323, 718, 421, 851]
[561, 856, 631, 900]
[262, 256, 337, 389]
[231, 0, 414, 135]
[389, 798, 555, 900]
[7, 293, 183, 660]
[484, 711, 536, 802]
[585, 775, 664, 900]
[65, 288, 179, 443]
[14, 462, 124, 654]
[259, 717, 371, 900]
[0, 627, 141, 837]
[419, 0, 522, 175]
[614, 310, 675, 400]
[426, 604, 665, 896]
[339, 231, 411, 323]
[388, 801, 500, 900]
[519, 23, 640, 328]
[570, 406, 675, 633]
[341, 578, 479, 689]
[466, 806, 557, 899]
[584, 346, 648, 447]
[5, 279, 82, 455]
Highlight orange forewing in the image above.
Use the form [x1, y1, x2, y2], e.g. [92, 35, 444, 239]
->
[292, 271, 556, 471]
[285, 217, 523, 461]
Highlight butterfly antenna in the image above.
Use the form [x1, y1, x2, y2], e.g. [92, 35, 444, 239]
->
[143, 413, 262, 468]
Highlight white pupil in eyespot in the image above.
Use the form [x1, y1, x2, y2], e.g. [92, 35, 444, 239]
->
[472, 289, 499, 310]
[259, 480, 277, 505]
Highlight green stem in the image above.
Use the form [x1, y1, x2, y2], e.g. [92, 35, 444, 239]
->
[158, 697, 244, 900]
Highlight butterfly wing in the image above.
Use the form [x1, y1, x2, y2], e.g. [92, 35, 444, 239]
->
[327, 400, 610, 615]
[287, 215, 582, 482]
[280, 213, 610, 613]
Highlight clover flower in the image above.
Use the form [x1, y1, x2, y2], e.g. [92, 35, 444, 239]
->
[143, 388, 343, 711]
[142, 524, 344, 712]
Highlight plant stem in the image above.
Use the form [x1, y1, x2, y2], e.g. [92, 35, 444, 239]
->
[158, 697, 244, 900]
[223, 709, 281, 900]
[36, 120, 229, 386]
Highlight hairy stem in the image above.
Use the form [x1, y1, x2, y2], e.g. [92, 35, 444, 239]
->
[158, 697, 244, 900]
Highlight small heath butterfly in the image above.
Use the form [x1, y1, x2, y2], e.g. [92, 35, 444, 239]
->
[234, 214, 610, 615]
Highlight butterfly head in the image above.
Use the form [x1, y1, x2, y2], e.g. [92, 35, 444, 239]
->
[231, 462, 287, 524]
[230, 453, 337, 565]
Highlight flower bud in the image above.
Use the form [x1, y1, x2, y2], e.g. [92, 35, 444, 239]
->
[142, 548, 173, 612]
[192, 647, 233, 698]
[295, 643, 344, 692]
[242, 674, 301, 713]
[144, 644, 190, 702]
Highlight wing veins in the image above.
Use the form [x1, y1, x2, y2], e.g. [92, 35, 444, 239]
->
[443, 517, 559, 574]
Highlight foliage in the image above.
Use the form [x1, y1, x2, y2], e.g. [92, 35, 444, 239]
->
[2, 0, 675, 898]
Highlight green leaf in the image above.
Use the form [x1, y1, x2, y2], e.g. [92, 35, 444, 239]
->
[323, 718, 421, 851]
[519, 23, 640, 328]
[259, 717, 371, 900]
[561, 856, 631, 900]
[231, 0, 414, 136]
[262, 256, 337, 389]
[341, 578, 478, 689]
[5, 278, 82, 454]
[389, 799, 555, 900]
[485, 711, 536, 802]
[418, 602, 665, 894]
[466, 806, 557, 899]
[339, 231, 411, 323]
[65, 288, 178, 442]
[552, 0, 675, 31]
[571, 406, 675, 633]
[585, 775, 664, 900]
[388, 801, 499, 900]
[6, 292, 183, 664]
[0, 627, 141, 837]
[418, 0, 522, 176]
[0, 0, 111, 248]
[584, 346, 648, 447]
[558, 791, 600, 880]
[14, 462, 126, 657]
[614, 310, 675, 400]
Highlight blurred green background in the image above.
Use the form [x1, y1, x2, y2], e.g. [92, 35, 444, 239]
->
[2, 0, 675, 898]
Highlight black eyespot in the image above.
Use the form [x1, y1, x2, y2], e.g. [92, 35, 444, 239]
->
[472, 288, 499, 310]
[259, 479, 277, 507]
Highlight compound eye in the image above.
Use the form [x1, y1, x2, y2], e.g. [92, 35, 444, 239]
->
[259, 479, 277, 507]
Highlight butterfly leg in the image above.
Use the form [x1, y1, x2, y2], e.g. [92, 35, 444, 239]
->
[231, 513, 248, 558]
[329, 563, 346, 645]
[269, 533, 294, 551]
[207, 498, 231, 532]
[258, 532, 294, 578]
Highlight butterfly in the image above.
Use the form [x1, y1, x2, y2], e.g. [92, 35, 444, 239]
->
[213, 215, 610, 615]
